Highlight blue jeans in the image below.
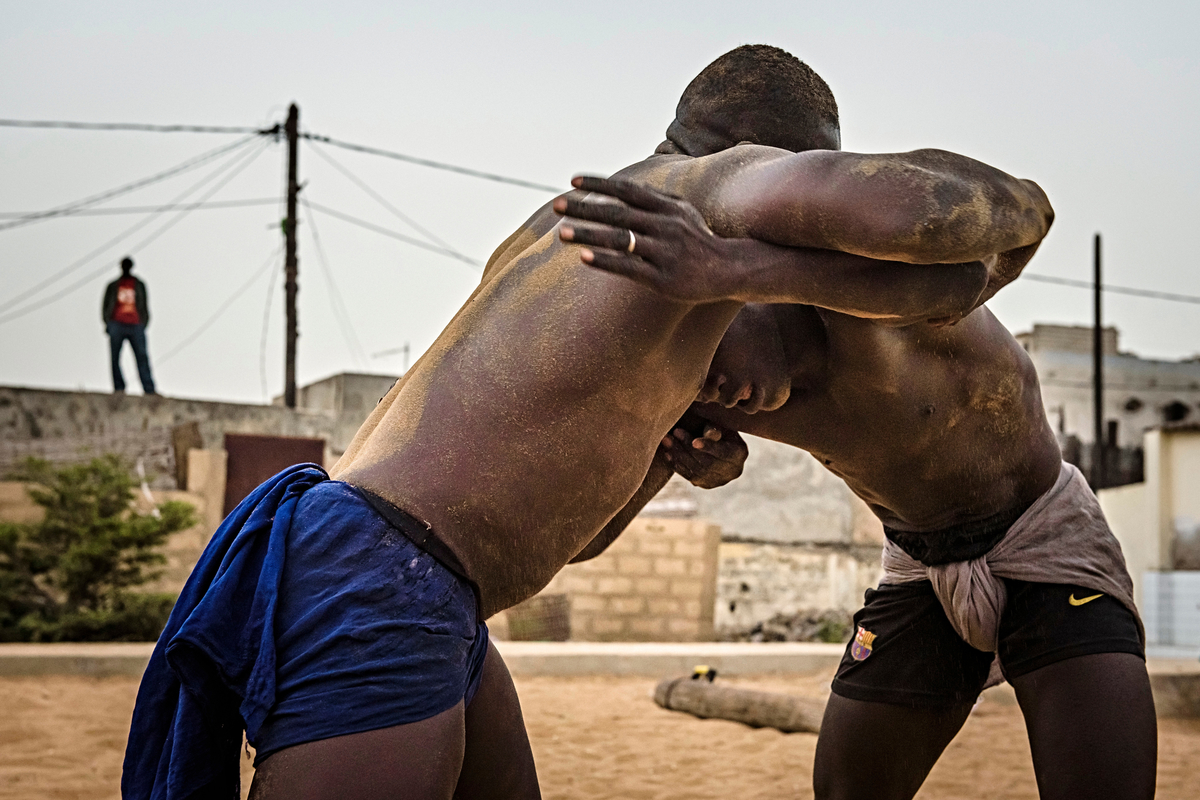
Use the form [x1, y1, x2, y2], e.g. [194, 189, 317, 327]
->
[107, 321, 156, 393]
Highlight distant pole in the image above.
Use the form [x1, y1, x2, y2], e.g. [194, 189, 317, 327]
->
[1093, 233, 1104, 488]
[284, 103, 299, 408]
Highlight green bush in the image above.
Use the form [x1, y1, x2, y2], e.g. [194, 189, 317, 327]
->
[0, 455, 197, 642]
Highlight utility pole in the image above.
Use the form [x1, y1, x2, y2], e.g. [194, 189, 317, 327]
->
[1092, 232, 1104, 488]
[283, 103, 299, 408]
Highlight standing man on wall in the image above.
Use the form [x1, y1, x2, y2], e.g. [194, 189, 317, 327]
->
[102, 256, 157, 396]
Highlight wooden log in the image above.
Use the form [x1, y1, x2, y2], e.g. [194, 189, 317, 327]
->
[654, 676, 826, 733]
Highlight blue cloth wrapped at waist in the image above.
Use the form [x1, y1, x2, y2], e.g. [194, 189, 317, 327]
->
[121, 464, 487, 800]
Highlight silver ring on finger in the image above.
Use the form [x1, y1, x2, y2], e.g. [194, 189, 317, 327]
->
[627, 229, 637, 254]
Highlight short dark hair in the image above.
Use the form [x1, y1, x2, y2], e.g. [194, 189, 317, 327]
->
[120, 256, 134, 273]
[671, 45, 839, 154]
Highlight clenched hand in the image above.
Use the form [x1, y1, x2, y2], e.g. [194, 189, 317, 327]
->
[660, 414, 748, 490]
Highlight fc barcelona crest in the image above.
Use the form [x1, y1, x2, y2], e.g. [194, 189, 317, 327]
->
[851, 626, 876, 661]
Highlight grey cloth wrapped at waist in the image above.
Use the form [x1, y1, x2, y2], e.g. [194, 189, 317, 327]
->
[880, 461, 1144, 654]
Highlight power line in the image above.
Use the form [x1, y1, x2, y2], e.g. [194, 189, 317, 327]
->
[0, 134, 261, 232]
[0, 119, 271, 135]
[0, 140, 271, 327]
[160, 246, 281, 364]
[0, 198, 277, 219]
[301, 131, 562, 193]
[305, 140, 471, 260]
[2, 116, 560, 193]
[1023, 273, 1200, 305]
[304, 201, 483, 268]
[0, 139, 270, 316]
[259, 258, 281, 402]
[1040, 378, 1200, 391]
[301, 198, 369, 366]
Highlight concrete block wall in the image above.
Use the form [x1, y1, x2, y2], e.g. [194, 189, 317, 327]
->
[714, 541, 882, 636]
[519, 517, 721, 642]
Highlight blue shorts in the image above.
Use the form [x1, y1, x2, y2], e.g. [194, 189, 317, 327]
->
[252, 481, 489, 762]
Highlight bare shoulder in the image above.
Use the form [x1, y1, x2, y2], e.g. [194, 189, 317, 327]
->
[480, 200, 562, 284]
[610, 146, 797, 201]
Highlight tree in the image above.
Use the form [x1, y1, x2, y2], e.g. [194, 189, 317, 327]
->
[0, 455, 197, 641]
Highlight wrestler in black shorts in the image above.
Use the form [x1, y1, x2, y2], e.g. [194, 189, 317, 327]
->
[831, 505, 1144, 707]
[832, 578, 1145, 707]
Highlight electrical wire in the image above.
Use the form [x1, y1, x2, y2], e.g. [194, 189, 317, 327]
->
[305, 140, 470, 260]
[300, 198, 369, 366]
[0, 138, 270, 316]
[0, 198, 277, 219]
[0, 134, 261, 232]
[301, 132, 561, 193]
[259, 254, 281, 401]
[0, 119, 271, 135]
[1023, 273, 1200, 305]
[159, 245, 282, 365]
[1, 117, 560, 191]
[1039, 378, 1200, 391]
[0, 140, 271, 327]
[304, 201, 483, 268]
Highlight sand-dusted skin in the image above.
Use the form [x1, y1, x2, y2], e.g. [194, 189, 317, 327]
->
[330, 135, 1049, 620]
[558, 129, 1154, 800]
[121, 45, 1099, 800]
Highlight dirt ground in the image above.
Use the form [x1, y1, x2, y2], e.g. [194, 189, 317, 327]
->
[1, 673, 1197, 799]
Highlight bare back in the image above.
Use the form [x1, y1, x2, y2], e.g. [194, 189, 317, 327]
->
[333, 157, 741, 617]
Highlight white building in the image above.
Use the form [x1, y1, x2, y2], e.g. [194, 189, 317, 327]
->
[1099, 424, 1200, 653]
[1016, 324, 1200, 448]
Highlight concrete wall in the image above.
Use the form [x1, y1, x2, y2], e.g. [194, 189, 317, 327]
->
[0, 386, 344, 489]
[275, 372, 400, 458]
[1099, 426, 1200, 611]
[500, 517, 721, 642]
[0, 482, 44, 524]
[1099, 481, 1152, 607]
[648, 436, 886, 630]
[665, 436, 874, 545]
[140, 449, 227, 594]
[1147, 427, 1200, 570]
[714, 542, 882, 635]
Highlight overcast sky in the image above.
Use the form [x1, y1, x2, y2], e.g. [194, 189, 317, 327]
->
[2, 1, 1198, 403]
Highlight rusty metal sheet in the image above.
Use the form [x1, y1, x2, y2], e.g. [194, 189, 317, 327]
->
[222, 433, 325, 516]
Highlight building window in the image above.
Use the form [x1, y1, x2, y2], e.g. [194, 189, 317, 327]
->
[1163, 401, 1191, 423]
[1124, 397, 1143, 412]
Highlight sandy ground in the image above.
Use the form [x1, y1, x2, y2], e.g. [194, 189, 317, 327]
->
[1, 673, 1198, 799]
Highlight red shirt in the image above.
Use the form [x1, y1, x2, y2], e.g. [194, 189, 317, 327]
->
[112, 277, 141, 325]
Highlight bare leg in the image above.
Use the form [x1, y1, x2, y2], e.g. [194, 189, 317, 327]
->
[454, 641, 540, 799]
[1011, 652, 1156, 800]
[813, 694, 973, 800]
[248, 703, 466, 800]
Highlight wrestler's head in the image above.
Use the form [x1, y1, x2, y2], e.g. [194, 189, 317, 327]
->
[665, 44, 840, 157]
[120, 256, 134, 276]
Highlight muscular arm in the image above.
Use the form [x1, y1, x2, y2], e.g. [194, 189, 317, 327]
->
[672, 237, 990, 320]
[556, 147, 1052, 314]
[696, 147, 1054, 265]
[558, 179, 989, 320]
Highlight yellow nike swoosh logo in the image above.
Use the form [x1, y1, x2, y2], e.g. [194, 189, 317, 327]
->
[1069, 593, 1103, 606]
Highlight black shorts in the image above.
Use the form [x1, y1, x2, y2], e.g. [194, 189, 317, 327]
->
[830, 579, 1144, 708]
